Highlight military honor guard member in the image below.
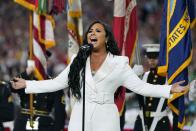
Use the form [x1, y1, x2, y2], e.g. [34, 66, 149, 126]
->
[11, 51, 66, 131]
[134, 44, 171, 131]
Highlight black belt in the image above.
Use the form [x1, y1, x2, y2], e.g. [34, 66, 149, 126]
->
[21, 108, 50, 117]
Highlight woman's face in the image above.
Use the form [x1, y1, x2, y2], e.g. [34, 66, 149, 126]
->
[87, 23, 107, 51]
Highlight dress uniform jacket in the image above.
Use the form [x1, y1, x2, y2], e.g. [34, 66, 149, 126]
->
[25, 53, 172, 131]
[12, 72, 65, 131]
[0, 81, 14, 131]
[134, 68, 170, 131]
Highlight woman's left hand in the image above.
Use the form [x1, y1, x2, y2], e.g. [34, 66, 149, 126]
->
[171, 80, 190, 93]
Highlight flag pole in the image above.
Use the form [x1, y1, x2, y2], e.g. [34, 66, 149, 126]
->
[135, 37, 141, 65]
[82, 64, 86, 131]
[29, 11, 34, 128]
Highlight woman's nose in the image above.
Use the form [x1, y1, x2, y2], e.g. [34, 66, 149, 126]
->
[90, 31, 95, 36]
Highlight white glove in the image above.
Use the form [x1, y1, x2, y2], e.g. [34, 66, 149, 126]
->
[189, 80, 196, 101]
[26, 60, 35, 75]
[132, 64, 144, 76]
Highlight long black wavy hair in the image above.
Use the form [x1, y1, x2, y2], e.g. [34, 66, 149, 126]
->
[68, 20, 120, 100]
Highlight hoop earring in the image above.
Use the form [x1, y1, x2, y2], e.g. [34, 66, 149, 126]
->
[106, 41, 109, 50]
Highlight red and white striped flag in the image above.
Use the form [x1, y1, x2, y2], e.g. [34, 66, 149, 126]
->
[14, 0, 56, 80]
[113, 0, 138, 115]
[32, 12, 56, 80]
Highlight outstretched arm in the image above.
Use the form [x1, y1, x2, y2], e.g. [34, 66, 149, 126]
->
[11, 64, 71, 94]
[12, 55, 77, 93]
[122, 63, 189, 98]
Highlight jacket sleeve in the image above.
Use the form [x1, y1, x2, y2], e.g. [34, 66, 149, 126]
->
[25, 55, 76, 94]
[25, 64, 70, 93]
[121, 58, 171, 98]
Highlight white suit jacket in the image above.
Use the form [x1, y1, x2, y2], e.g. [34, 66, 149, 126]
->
[25, 53, 171, 131]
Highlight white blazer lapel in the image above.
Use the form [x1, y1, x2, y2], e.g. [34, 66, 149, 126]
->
[94, 53, 116, 84]
[85, 57, 97, 92]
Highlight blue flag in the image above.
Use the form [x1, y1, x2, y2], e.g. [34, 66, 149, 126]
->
[158, 0, 195, 129]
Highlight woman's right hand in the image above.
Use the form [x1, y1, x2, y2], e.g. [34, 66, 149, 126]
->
[11, 77, 26, 90]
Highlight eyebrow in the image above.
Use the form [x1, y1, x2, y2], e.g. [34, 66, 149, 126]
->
[89, 27, 103, 31]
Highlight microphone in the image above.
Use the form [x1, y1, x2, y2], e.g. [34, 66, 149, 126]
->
[80, 44, 93, 51]
[79, 44, 93, 59]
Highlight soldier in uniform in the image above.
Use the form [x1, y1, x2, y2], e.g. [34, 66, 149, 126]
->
[134, 44, 171, 131]
[0, 81, 14, 131]
[11, 51, 66, 131]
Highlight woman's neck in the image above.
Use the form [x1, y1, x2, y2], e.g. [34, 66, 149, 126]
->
[90, 51, 107, 72]
[91, 50, 107, 58]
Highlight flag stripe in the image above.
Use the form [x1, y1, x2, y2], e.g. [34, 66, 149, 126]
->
[168, 9, 190, 51]
[113, 17, 125, 51]
[168, 51, 192, 84]
[32, 39, 47, 68]
[14, 0, 36, 11]
[33, 55, 47, 79]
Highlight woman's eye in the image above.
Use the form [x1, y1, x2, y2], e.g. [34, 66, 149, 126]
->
[96, 29, 101, 32]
